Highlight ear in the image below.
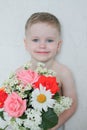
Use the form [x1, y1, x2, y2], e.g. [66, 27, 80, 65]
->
[56, 40, 62, 54]
[24, 38, 28, 51]
[57, 40, 62, 49]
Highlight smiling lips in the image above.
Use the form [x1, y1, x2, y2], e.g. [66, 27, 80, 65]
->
[35, 51, 50, 54]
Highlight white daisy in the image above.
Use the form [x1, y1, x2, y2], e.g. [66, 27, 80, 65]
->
[31, 84, 55, 111]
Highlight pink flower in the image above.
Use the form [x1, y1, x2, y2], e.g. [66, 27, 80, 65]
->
[4, 92, 26, 118]
[16, 69, 39, 86]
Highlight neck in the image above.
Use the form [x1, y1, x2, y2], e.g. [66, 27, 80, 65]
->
[30, 58, 55, 70]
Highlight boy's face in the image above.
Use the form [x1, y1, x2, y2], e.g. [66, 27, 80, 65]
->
[24, 22, 62, 63]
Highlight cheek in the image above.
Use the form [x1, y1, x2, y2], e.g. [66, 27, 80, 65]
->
[50, 46, 58, 56]
[49, 45, 58, 52]
[28, 44, 38, 53]
[30, 44, 37, 50]
[26, 45, 30, 52]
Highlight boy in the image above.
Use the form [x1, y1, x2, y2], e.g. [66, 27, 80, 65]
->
[24, 12, 77, 130]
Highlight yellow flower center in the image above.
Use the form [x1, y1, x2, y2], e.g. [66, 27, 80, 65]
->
[37, 94, 46, 103]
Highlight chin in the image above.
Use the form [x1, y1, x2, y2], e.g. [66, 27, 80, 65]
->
[32, 55, 52, 62]
[35, 58, 51, 63]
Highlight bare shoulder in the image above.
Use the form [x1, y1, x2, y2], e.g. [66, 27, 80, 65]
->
[54, 61, 73, 79]
[58, 62, 75, 84]
[58, 63, 74, 79]
[54, 62, 76, 96]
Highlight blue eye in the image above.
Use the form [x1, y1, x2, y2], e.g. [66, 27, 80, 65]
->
[32, 39, 39, 42]
[47, 39, 54, 43]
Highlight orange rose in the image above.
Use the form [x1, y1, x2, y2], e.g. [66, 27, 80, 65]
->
[34, 76, 60, 94]
[0, 89, 8, 108]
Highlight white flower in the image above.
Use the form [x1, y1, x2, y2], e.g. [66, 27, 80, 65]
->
[5, 122, 20, 130]
[10, 80, 15, 86]
[31, 84, 55, 111]
[58, 96, 73, 109]
[23, 62, 32, 69]
[0, 108, 3, 112]
[24, 109, 42, 129]
[0, 112, 12, 129]
[13, 79, 19, 84]
[37, 62, 45, 67]
[24, 84, 32, 91]
[53, 96, 72, 115]
[47, 69, 56, 76]
[3, 112, 12, 121]
[24, 119, 42, 130]
[9, 72, 15, 79]
[53, 102, 65, 115]
[16, 118, 24, 126]
[0, 117, 7, 129]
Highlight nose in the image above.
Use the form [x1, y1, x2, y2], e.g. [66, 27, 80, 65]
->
[39, 41, 46, 48]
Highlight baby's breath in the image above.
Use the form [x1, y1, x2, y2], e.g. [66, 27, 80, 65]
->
[23, 62, 32, 70]
[54, 96, 72, 115]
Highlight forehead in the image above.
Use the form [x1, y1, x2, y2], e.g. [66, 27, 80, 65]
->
[27, 22, 59, 37]
[29, 22, 58, 30]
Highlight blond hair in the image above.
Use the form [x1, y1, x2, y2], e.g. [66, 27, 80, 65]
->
[25, 12, 61, 36]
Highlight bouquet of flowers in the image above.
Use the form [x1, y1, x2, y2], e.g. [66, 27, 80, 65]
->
[0, 62, 72, 130]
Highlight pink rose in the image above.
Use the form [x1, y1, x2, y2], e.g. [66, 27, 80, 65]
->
[4, 92, 26, 118]
[16, 69, 39, 86]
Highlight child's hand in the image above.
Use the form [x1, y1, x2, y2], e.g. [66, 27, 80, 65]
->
[48, 126, 58, 130]
[48, 128, 57, 130]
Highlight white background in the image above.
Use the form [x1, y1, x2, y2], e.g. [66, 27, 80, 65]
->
[0, 0, 87, 130]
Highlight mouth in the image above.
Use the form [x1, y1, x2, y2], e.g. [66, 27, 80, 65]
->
[35, 51, 50, 54]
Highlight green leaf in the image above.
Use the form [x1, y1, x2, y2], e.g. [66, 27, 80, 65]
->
[19, 126, 30, 130]
[0, 111, 4, 120]
[40, 108, 58, 130]
[24, 67, 28, 70]
[19, 113, 27, 119]
[26, 128, 30, 130]
[53, 92, 60, 101]
[20, 127, 25, 130]
[24, 90, 30, 95]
